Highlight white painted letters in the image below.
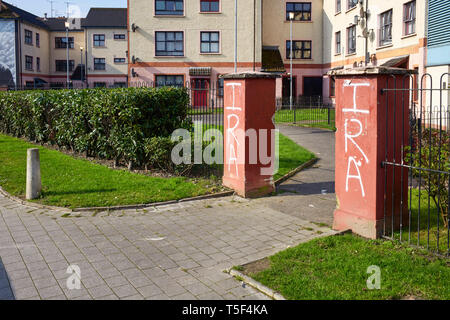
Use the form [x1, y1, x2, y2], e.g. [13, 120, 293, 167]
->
[225, 83, 242, 177]
[342, 83, 370, 198]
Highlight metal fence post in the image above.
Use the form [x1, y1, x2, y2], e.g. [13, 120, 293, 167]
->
[328, 106, 331, 125]
[293, 99, 296, 124]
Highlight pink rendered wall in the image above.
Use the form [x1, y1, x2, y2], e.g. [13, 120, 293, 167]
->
[130, 66, 258, 85]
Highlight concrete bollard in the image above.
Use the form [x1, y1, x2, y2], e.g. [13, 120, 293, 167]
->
[26, 148, 42, 200]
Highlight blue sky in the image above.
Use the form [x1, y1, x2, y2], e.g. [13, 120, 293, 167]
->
[7, 0, 127, 18]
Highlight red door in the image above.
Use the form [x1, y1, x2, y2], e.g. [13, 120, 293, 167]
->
[191, 78, 210, 109]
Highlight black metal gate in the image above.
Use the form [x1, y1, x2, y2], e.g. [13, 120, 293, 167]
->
[274, 96, 335, 129]
[187, 79, 224, 132]
[381, 74, 450, 256]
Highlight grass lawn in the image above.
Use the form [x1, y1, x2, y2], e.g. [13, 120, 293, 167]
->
[274, 108, 335, 131]
[394, 188, 449, 255]
[238, 234, 449, 300]
[199, 124, 316, 181]
[0, 134, 221, 209]
[0, 131, 314, 209]
[275, 133, 315, 180]
[188, 107, 223, 115]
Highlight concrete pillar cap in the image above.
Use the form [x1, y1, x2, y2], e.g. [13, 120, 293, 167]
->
[327, 66, 417, 77]
[220, 71, 281, 79]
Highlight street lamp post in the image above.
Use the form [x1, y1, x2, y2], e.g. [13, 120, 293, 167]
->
[234, 0, 237, 73]
[289, 12, 294, 112]
[80, 47, 84, 86]
[65, 21, 70, 88]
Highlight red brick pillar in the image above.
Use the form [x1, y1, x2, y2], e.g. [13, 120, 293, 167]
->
[221, 72, 279, 198]
[329, 67, 413, 239]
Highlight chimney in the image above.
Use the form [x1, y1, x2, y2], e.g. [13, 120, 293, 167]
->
[44, 13, 48, 20]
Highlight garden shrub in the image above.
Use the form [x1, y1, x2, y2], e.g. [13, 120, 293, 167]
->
[143, 135, 222, 176]
[406, 128, 449, 228]
[144, 136, 177, 172]
[0, 87, 191, 169]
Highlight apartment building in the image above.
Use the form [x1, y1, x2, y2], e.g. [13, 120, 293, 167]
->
[0, 1, 51, 87]
[323, 0, 427, 99]
[82, 8, 128, 87]
[0, 1, 127, 88]
[128, 0, 263, 96]
[44, 17, 85, 86]
[262, 0, 324, 99]
[426, 0, 450, 114]
[128, 0, 434, 102]
[1, 0, 443, 103]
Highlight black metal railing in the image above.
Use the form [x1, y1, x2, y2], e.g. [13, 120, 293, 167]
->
[381, 73, 450, 256]
[275, 96, 335, 129]
[186, 80, 224, 134]
[4, 81, 128, 90]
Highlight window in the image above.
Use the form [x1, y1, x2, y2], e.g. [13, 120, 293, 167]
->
[286, 2, 311, 21]
[93, 34, 105, 47]
[347, 26, 356, 54]
[55, 37, 74, 49]
[336, 0, 341, 13]
[94, 58, 106, 70]
[114, 34, 126, 40]
[347, 0, 358, 10]
[155, 31, 184, 56]
[155, 0, 184, 15]
[25, 56, 33, 70]
[155, 75, 184, 87]
[36, 57, 40, 71]
[335, 31, 341, 54]
[94, 82, 107, 88]
[201, 0, 219, 12]
[379, 9, 393, 46]
[200, 32, 219, 53]
[114, 58, 126, 64]
[25, 30, 33, 45]
[114, 82, 127, 88]
[55, 60, 74, 72]
[286, 40, 312, 59]
[403, 1, 416, 35]
[36, 33, 40, 47]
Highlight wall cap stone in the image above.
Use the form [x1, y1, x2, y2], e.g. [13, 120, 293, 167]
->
[220, 71, 281, 79]
[327, 66, 417, 77]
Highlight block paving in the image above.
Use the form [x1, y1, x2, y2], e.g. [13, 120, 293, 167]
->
[0, 193, 336, 300]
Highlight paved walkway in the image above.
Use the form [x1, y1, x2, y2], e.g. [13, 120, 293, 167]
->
[0, 125, 337, 300]
[0, 194, 336, 300]
[257, 125, 336, 226]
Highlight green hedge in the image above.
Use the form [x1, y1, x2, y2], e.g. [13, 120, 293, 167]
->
[0, 87, 191, 167]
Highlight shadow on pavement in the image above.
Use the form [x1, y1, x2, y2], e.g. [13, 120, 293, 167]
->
[0, 258, 14, 300]
[278, 181, 335, 196]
